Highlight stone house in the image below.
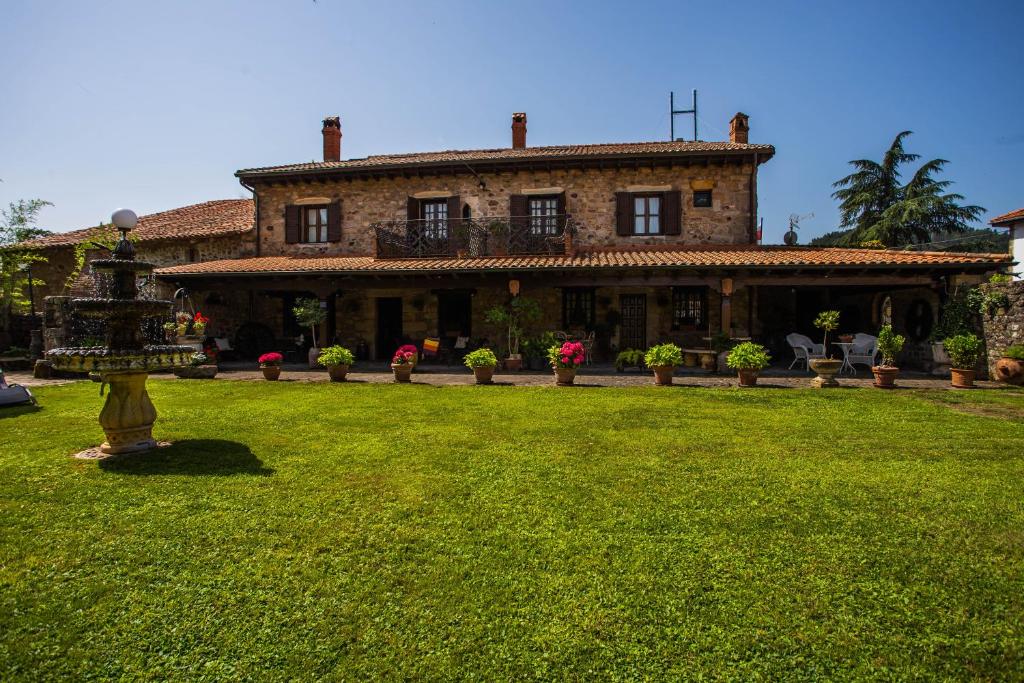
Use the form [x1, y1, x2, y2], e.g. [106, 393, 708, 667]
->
[991, 208, 1024, 280]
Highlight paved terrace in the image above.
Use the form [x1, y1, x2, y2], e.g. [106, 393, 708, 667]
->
[6, 363, 1010, 390]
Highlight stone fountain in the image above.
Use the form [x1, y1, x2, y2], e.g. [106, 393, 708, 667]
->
[46, 209, 192, 455]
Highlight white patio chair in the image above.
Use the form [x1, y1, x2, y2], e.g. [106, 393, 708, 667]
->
[847, 333, 878, 371]
[786, 333, 824, 370]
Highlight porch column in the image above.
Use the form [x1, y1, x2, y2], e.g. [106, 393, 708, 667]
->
[720, 277, 734, 337]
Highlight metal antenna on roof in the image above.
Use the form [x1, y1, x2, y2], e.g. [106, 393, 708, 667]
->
[670, 90, 698, 141]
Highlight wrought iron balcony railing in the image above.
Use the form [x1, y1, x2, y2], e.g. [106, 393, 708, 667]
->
[373, 215, 577, 259]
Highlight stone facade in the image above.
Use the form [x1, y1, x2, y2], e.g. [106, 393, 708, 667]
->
[980, 281, 1024, 376]
[252, 163, 757, 257]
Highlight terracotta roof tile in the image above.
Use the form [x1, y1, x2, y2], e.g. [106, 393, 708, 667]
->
[156, 245, 1010, 277]
[17, 199, 254, 249]
[991, 207, 1024, 227]
[237, 140, 775, 177]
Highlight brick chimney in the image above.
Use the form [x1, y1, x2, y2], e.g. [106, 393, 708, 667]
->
[511, 112, 527, 149]
[729, 113, 749, 144]
[322, 116, 342, 162]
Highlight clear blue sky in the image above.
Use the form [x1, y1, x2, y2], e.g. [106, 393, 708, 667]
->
[2, 0, 1021, 243]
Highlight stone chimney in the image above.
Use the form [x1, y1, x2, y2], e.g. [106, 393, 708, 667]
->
[511, 112, 527, 149]
[729, 113, 749, 144]
[322, 116, 342, 162]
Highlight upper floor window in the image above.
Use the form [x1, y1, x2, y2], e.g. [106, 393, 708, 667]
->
[529, 196, 559, 235]
[633, 195, 661, 234]
[672, 286, 706, 329]
[421, 200, 448, 240]
[693, 190, 712, 208]
[303, 205, 329, 243]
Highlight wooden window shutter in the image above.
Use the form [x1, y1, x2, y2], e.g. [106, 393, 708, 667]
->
[407, 196, 419, 220]
[509, 194, 528, 237]
[615, 192, 632, 235]
[662, 190, 682, 235]
[327, 200, 342, 242]
[446, 195, 461, 223]
[284, 205, 300, 244]
[447, 195, 461, 246]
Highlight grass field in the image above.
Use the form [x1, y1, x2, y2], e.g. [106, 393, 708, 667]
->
[1, 381, 1022, 680]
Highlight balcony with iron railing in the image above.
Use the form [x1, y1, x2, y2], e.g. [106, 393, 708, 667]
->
[372, 215, 577, 259]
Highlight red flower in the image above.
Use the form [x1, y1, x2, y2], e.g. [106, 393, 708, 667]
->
[258, 352, 283, 365]
[193, 312, 209, 324]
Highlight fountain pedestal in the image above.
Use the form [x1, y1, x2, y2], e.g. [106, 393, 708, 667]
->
[99, 372, 158, 454]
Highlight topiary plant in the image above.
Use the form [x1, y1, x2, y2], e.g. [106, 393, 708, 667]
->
[292, 298, 327, 347]
[463, 348, 498, 369]
[876, 325, 905, 367]
[643, 343, 683, 368]
[726, 342, 771, 371]
[317, 345, 354, 367]
[814, 310, 840, 359]
[943, 334, 983, 369]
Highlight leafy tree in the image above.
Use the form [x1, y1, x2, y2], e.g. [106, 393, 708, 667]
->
[0, 199, 53, 332]
[830, 132, 983, 247]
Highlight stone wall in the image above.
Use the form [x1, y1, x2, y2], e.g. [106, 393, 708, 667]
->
[980, 281, 1024, 375]
[253, 163, 757, 257]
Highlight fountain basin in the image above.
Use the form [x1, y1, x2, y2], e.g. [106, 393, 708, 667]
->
[70, 298, 173, 319]
[89, 259, 155, 274]
[47, 345, 194, 373]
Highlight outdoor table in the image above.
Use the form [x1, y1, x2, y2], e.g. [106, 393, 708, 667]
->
[833, 342, 856, 375]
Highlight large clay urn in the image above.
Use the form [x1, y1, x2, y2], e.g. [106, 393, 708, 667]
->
[994, 357, 1024, 385]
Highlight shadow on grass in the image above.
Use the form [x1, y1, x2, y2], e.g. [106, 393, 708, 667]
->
[0, 403, 42, 418]
[99, 439, 274, 476]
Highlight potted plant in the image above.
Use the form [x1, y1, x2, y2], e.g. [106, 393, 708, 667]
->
[485, 296, 541, 372]
[944, 333, 984, 388]
[871, 324, 905, 389]
[710, 332, 734, 373]
[174, 352, 218, 379]
[391, 346, 416, 382]
[317, 345, 354, 382]
[292, 298, 327, 368]
[258, 352, 283, 381]
[163, 321, 178, 343]
[192, 311, 209, 336]
[548, 340, 585, 385]
[175, 311, 192, 337]
[615, 348, 644, 372]
[463, 347, 498, 384]
[808, 310, 843, 387]
[725, 341, 771, 387]
[644, 343, 683, 385]
[994, 345, 1024, 385]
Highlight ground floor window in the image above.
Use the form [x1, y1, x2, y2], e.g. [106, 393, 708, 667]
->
[672, 287, 706, 329]
[562, 288, 595, 329]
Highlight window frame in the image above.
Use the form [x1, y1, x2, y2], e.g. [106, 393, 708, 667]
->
[693, 190, 713, 208]
[562, 287, 596, 330]
[671, 286, 707, 330]
[528, 195, 560, 235]
[420, 199, 449, 240]
[632, 193, 662, 235]
[300, 204, 330, 244]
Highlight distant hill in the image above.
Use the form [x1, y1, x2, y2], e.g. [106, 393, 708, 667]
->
[808, 228, 1009, 253]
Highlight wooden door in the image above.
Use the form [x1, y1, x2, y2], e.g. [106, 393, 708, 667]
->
[619, 294, 647, 351]
[376, 297, 403, 360]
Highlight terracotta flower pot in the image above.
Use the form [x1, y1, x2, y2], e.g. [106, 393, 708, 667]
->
[327, 364, 349, 382]
[737, 369, 760, 387]
[871, 366, 899, 389]
[809, 358, 842, 388]
[504, 356, 523, 372]
[994, 357, 1024, 385]
[950, 368, 976, 389]
[554, 367, 577, 385]
[472, 366, 495, 384]
[652, 365, 675, 386]
[261, 366, 281, 381]
[392, 363, 413, 383]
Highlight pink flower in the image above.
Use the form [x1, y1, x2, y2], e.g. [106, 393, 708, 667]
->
[560, 356, 569, 364]
[404, 351, 414, 360]
[574, 355, 584, 364]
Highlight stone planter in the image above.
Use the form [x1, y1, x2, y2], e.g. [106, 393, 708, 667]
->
[554, 367, 577, 385]
[472, 366, 495, 384]
[392, 363, 413, 383]
[261, 365, 281, 381]
[174, 365, 218, 379]
[651, 365, 675, 386]
[950, 368, 976, 389]
[871, 366, 899, 389]
[716, 350, 731, 373]
[809, 358, 843, 388]
[308, 347, 321, 369]
[327, 364, 349, 382]
[736, 369, 760, 387]
[994, 357, 1024, 385]
[504, 355, 523, 372]
[931, 342, 951, 377]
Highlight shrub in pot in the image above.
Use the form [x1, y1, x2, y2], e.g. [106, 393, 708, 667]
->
[174, 352, 219, 379]
[292, 297, 327, 368]
[725, 342, 771, 387]
[390, 346, 416, 382]
[317, 345, 354, 382]
[871, 324, 905, 389]
[994, 344, 1024, 385]
[463, 347, 498, 384]
[258, 352, 283, 381]
[484, 296, 541, 371]
[943, 333, 983, 388]
[615, 348, 644, 372]
[644, 343, 683, 385]
[809, 310, 843, 387]
[548, 341, 585, 385]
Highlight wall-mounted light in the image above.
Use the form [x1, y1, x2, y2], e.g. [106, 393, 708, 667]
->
[508, 279, 520, 296]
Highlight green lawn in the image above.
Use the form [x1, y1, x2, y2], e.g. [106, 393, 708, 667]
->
[1, 381, 1022, 680]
